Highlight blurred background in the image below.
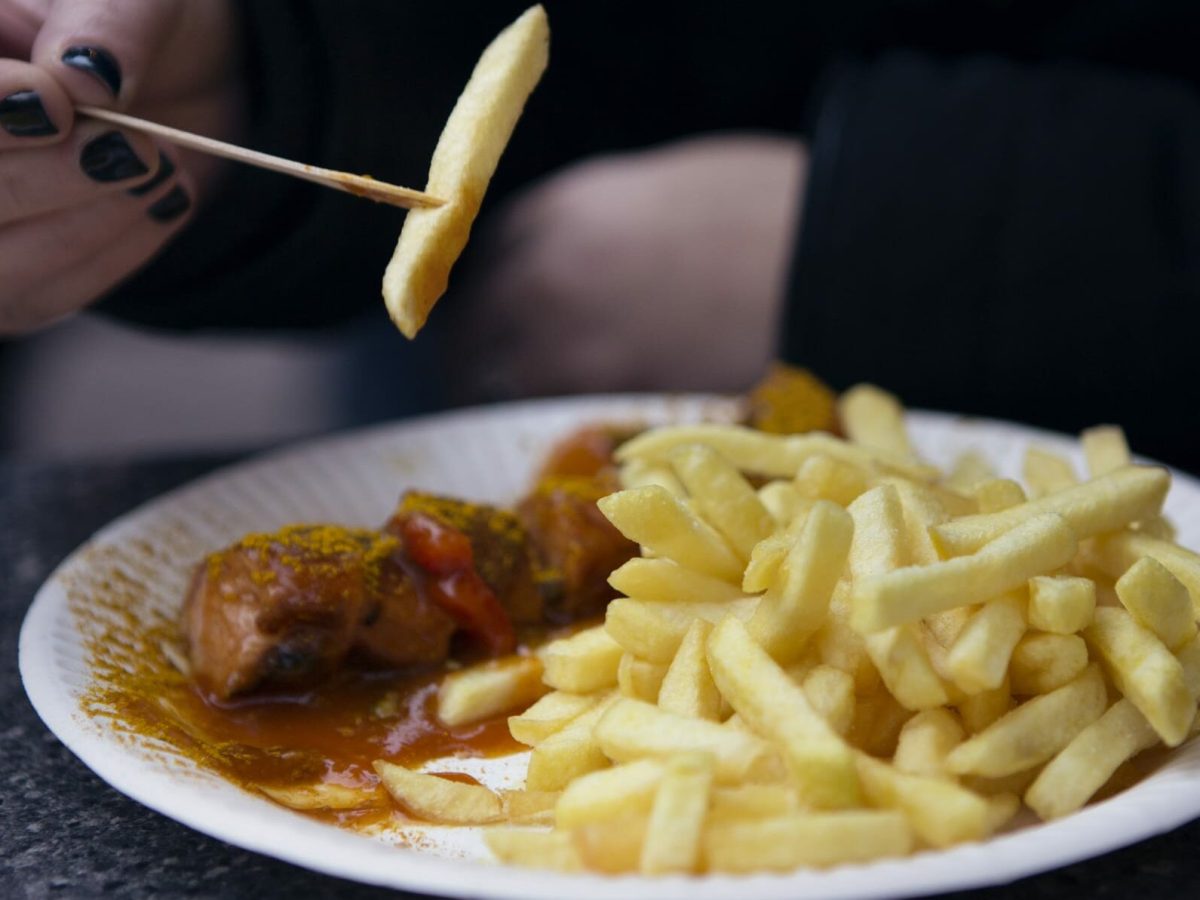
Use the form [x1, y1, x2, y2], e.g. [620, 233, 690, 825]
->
[1, 0, 1197, 465]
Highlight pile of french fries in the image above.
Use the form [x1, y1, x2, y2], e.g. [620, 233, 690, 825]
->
[371, 385, 1200, 875]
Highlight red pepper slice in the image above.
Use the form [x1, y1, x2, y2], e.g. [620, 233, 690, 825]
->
[399, 513, 516, 656]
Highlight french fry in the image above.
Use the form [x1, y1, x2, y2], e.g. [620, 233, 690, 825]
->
[1084, 607, 1195, 746]
[956, 678, 1013, 734]
[794, 454, 872, 506]
[657, 619, 721, 720]
[1009, 632, 1089, 695]
[1081, 425, 1131, 477]
[594, 698, 782, 785]
[508, 691, 599, 746]
[639, 752, 714, 874]
[838, 383, 917, 461]
[1093, 530, 1200, 614]
[703, 811, 912, 872]
[815, 586, 883, 696]
[618, 458, 687, 497]
[892, 708, 965, 776]
[1027, 574, 1096, 634]
[604, 596, 757, 663]
[382, 6, 549, 337]
[932, 466, 1170, 557]
[597, 486, 743, 582]
[539, 626, 622, 693]
[499, 789, 559, 824]
[706, 617, 860, 807]
[708, 784, 800, 823]
[608, 557, 744, 606]
[372, 761, 503, 824]
[615, 424, 938, 482]
[258, 782, 384, 811]
[555, 758, 663, 828]
[801, 665, 856, 736]
[437, 655, 547, 727]
[856, 754, 997, 847]
[484, 828, 582, 871]
[1115, 557, 1197, 651]
[757, 480, 811, 527]
[883, 477, 949, 565]
[945, 665, 1107, 777]
[1023, 447, 1078, 498]
[616, 653, 667, 702]
[1023, 698, 1159, 820]
[748, 500, 853, 662]
[853, 514, 1076, 633]
[970, 478, 1028, 514]
[945, 592, 1027, 694]
[864, 626, 949, 710]
[669, 444, 775, 560]
[946, 451, 996, 492]
[525, 694, 616, 791]
[572, 812, 648, 874]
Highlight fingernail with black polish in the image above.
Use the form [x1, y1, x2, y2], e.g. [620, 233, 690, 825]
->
[80, 131, 150, 182]
[61, 46, 122, 97]
[128, 152, 176, 197]
[0, 91, 58, 137]
[148, 186, 191, 222]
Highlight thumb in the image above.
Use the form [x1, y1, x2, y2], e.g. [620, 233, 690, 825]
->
[29, 0, 184, 107]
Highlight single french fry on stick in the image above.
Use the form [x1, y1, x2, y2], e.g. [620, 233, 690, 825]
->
[702, 811, 912, 872]
[597, 486, 743, 582]
[382, 6, 549, 337]
[668, 444, 774, 560]
[931, 466, 1170, 557]
[748, 500, 853, 662]
[852, 513, 1077, 634]
[1084, 607, 1195, 746]
[706, 617, 860, 807]
[372, 761, 503, 824]
[945, 665, 1107, 777]
[639, 752, 714, 875]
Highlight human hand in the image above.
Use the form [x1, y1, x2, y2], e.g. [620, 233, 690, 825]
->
[0, 0, 241, 334]
[445, 134, 807, 402]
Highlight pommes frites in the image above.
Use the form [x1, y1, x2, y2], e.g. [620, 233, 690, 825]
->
[369, 385, 1200, 876]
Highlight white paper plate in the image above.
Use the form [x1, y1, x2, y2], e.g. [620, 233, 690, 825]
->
[19, 395, 1200, 899]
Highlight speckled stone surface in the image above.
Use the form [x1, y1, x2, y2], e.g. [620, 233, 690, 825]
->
[2, 456, 1199, 899]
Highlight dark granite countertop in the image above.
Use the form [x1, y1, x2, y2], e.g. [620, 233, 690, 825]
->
[2, 455, 1198, 899]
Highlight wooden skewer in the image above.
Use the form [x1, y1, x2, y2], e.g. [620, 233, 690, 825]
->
[76, 105, 445, 210]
